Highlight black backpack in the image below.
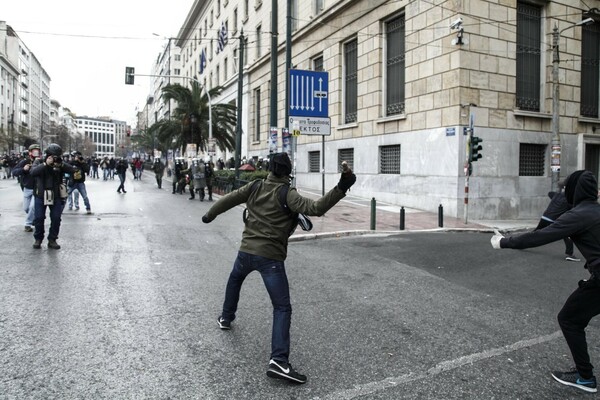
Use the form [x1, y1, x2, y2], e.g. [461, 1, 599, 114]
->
[244, 179, 312, 235]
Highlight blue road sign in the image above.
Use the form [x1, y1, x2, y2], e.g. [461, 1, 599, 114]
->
[289, 69, 329, 118]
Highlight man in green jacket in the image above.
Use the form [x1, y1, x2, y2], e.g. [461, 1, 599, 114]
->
[202, 152, 356, 384]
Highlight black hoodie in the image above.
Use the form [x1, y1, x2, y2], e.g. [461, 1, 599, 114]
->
[501, 171, 600, 270]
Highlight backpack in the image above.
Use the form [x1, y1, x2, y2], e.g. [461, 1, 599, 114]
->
[244, 179, 313, 235]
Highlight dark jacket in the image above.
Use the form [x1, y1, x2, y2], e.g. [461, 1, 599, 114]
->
[69, 159, 90, 184]
[115, 160, 128, 175]
[541, 191, 571, 222]
[12, 158, 36, 189]
[205, 172, 346, 261]
[501, 171, 600, 270]
[30, 160, 75, 198]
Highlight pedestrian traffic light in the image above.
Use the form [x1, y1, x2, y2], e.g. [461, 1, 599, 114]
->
[470, 136, 483, 162]
[125, 67, 135, 85]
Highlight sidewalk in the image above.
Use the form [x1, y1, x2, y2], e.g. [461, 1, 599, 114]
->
[164, 176, 537, 240]
[288, 186, 538, 241]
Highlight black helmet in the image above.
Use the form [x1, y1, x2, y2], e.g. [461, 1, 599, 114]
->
[269, 152, 292, 177]
[45, 143, 62, 156]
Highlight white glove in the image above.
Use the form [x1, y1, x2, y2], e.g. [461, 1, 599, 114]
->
[490, 229, 504, 249]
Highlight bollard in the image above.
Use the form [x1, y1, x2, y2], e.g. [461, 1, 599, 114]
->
[370, 197, 376, 230]
[400, 206, 405, 230]
[438, 204, 444, 227]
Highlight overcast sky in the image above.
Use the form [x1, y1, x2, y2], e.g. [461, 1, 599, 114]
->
[3, 0, 193, 126]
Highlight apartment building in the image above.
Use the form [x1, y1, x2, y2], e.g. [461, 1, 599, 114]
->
[149, 40, 183, 123]
[0, 22, 19, 152]
[75, 116, 117, 158]
[170, 0, 600, 220]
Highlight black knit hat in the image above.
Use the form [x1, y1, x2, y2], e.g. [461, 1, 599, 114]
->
[269, 152, 292, 177]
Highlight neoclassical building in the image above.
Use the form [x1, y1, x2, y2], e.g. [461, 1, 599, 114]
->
[153, 0, 600, 220]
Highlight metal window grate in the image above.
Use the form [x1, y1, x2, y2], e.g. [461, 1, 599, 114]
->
[581, 23, 600, 118]
[308, 151, 320, 172]
[519, 143, 546, 176]
[344, 40, 358, 124]
[386, 15, 405, 116]
[516, 2, 541, 112]
[338, 148, 354, 172]
[379, 145, 401, 174]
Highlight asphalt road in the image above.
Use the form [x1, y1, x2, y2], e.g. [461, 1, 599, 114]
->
[0, 173, 597, 399]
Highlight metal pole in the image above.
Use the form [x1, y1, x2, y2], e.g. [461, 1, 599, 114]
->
[235, 31, 244, 179]
[438, 204, 444, 227]
[551, 24, 560, 192]
[270, 0, 278, 130]
[286, 0, 296, 185]
[400, 207, 405, 230]
[321, 136, 325, 195]
[370, 197, 376, 230]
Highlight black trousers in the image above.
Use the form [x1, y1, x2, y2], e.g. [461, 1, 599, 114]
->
[557, 278, 600, 379]
[535, 219, 574, 256]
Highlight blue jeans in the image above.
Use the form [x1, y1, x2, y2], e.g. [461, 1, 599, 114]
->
[67, 183, 90, 210]
[23, 188, 35, 226]
[33, 196, 64, 241]
[222, 251, 292, 363]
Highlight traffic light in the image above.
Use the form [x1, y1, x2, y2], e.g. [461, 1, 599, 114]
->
[125, 67, 135, 85]
[470, 135, 483, 162]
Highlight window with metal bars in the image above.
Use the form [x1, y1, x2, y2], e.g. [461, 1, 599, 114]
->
[344, 39, 358, 124]
[581, 23, 600, 118]
[519, 143, 546, 176]
[308, 151, 320, 172]
[379, 145, 401, 174]
[516, 2, 541, 112]
[338, 148, 354, 172]
[386, 15, 405, 116]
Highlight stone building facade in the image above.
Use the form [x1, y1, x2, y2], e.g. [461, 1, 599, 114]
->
[169, 0, 600, 219]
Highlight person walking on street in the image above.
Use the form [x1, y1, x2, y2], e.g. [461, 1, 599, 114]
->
[116, 157, 128, 193]
[12, 144, 42, 232]
[535, 181, 580, 261]
[491, 170, 600, 394]
[67, 151, 92, 214]
[30, 143, 75, 250]
[151, 158, 165, 189]
[201, 152, 356, 384]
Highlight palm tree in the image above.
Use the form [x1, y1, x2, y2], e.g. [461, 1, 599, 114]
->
[160, 81, 237, 154]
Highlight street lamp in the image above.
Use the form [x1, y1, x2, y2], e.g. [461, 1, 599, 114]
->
[550, 17, 594, 191]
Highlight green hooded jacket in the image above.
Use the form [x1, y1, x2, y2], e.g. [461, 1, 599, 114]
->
[205, 172, 346, 261]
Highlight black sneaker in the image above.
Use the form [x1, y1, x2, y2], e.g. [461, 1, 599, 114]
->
[217, 317, 231, 330]
[552, 369, 597, 393]
[33, 240, 42, 249]
[566, 255, 581, 262]
[267, 359, 307, 384]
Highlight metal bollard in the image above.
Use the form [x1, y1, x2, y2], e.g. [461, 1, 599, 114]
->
[400, 207, 405, 230]
[370, 197, 376, 230]
[438, 204, 444, 227]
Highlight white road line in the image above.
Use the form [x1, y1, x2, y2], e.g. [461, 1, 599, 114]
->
[313, 331, 562, 400]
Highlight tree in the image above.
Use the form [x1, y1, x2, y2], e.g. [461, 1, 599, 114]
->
[160, 81, 237, 154]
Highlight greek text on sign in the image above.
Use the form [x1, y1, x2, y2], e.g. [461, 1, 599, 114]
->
[288, 116, 331, 136]
[289, 69, 329, 118]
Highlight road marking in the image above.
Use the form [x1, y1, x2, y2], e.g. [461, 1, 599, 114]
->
[313, 330, 562, 400]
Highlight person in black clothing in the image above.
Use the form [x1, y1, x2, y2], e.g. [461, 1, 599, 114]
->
[12, 144, 42, 232]
[535, 181, 580, 261]
[115, 158, 128, 193]
[491, 170, 600, 393]
[30, 143, 75, 250]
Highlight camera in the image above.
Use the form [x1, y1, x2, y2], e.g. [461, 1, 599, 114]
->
[52, 155, 62, 164]
[450, 17, 463, 29]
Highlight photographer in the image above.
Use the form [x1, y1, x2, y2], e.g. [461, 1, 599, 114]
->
[30, 143, 75, 250]
[67, 151, 92, 214]
[12, 144, 42, 232]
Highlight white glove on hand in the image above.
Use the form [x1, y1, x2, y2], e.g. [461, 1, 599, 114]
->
[490, 229, 504, 249]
